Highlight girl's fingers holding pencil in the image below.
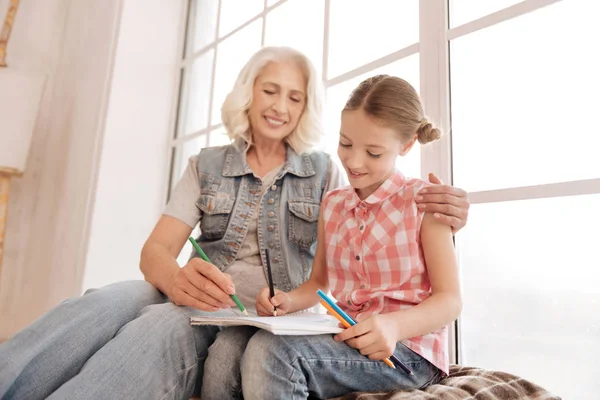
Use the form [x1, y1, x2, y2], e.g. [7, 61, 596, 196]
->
[256, 301, 273, 316]
[334, 324, 362, 342]
[255, 287, 271, 316]
[366, 350, 394, 362]
[270, 291, 291, 314]
[357, 341, 393, 360]
[255, 288, 290, 316]
[339, 315, 399, 359]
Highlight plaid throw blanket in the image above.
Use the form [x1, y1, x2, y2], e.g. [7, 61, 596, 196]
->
[331, 365, 561, 400]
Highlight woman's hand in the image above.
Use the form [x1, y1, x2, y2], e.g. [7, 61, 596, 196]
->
[256, 287, 292, 316]
[415, 173, 470, 234]
[167, 258, 237, 312]
[333, 314, 401, 361]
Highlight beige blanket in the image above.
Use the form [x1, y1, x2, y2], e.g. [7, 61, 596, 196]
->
[331, 365, 561, 400]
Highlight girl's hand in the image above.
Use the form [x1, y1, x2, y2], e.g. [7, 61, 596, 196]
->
[333, 314, 400, 361]
[167, 258, 237, 311]
[256, 287, 292, 316]
[415, 173, 470, 234]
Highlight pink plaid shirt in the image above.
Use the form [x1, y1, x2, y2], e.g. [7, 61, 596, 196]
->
[322, 170, 448, 374]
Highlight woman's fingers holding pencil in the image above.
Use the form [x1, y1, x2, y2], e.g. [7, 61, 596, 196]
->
[168, 267, 223, 311]
[190, 259, 236, 293]
[169, 285, 220, 311]
[190, 259, 237, 307]
[167, 259, 236, 311]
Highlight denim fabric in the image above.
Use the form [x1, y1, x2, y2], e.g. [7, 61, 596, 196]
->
[192, 140, 332, 292]
[0, 281, 247, 400]
[0, 142, 332, 399]
[201, 326, 258, 399]
[241, 330, 442, 400]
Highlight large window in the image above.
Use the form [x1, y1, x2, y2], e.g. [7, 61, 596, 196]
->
[449, 1, 600, 398]
[171, 1, 600, 398]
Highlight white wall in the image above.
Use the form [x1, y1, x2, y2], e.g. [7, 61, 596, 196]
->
[0, 0, 123, 340]
[82, 0, 186, 290]
[0, 0, 185, 341]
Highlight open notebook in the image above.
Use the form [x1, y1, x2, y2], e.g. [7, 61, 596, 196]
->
[189, 311, 343, 336]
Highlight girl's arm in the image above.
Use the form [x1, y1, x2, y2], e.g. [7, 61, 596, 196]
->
[257, 212, 329, 315]
[386, 211, 462, 340]
[334, 212, 461, 359]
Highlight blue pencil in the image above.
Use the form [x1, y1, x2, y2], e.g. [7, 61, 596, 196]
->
[316, 289, 414, 376]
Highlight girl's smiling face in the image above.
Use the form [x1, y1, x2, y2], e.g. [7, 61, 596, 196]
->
[338, 108, 414, 200]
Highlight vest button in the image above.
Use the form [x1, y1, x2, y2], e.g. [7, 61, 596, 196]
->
[268, 225, 275, 231]
[268, 242, 274, 248]
[271, 185, 277, 191]
[268, 211, 275, 217]
[268, 198, 275, 205]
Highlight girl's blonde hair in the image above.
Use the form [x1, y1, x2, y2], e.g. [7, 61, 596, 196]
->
[221, 46, 324, 154]
[343, 75, 441, 145]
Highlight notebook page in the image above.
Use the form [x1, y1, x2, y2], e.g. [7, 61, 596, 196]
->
[189, 312, 343, 335]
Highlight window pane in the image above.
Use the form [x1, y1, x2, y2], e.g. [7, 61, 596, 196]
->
[327, 0, 418, 79]
[450, 0, 600, 192]
[185, 0, 219, 55]
[211, 20, 263, 124]
[324, 56, 421, 178]
[458, 194, 600, 399]
[264, 0, 324, 76]
[170, 135, 207, 193]
[208, 128, 233, 147]
[449, 0, 522, 28]
[179, 50, 214, 137]
[219, 0, 264, 37]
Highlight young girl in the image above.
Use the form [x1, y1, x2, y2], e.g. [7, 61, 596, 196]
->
[242, 75, 462, 399]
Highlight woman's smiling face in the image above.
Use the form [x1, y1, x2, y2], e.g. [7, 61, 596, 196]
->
[247, 61, 307, 143]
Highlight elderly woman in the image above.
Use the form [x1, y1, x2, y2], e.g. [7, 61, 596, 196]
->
[0, 46, 469, 400]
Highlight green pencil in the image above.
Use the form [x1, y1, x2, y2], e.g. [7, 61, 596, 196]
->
[188, 237, 248, 316]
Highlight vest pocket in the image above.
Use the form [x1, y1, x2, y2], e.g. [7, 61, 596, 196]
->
[288, 200, 320, 248]
[197, 194, 235, 239]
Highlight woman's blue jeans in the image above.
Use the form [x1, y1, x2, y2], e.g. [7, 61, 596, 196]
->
[0, 280, 252, 400]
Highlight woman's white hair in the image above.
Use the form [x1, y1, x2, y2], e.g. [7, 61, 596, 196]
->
[221, 46, 324, 154]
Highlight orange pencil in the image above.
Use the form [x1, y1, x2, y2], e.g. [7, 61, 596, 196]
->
[320, 300, 396, 369]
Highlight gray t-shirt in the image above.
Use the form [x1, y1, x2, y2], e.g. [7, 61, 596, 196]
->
[164, 154, 347, 312]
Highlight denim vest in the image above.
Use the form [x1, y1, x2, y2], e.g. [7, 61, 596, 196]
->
[191, 140, 331, 292]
